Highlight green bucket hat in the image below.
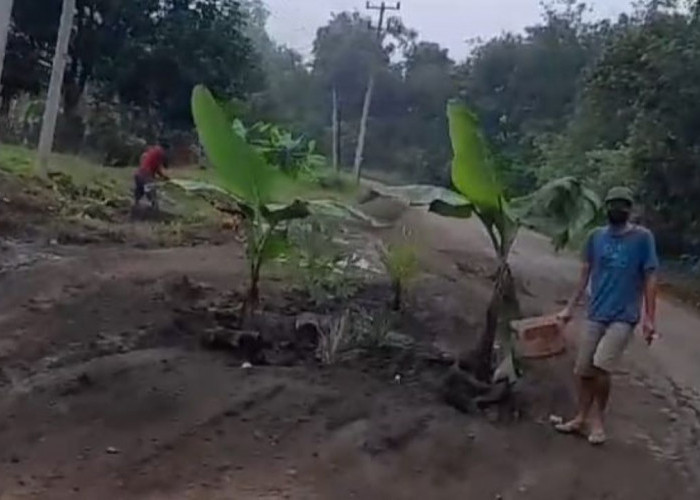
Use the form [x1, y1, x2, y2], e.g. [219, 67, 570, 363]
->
[605, 186, 634, 205]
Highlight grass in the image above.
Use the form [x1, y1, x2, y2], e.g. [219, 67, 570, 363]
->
[0, 143, 365, 227]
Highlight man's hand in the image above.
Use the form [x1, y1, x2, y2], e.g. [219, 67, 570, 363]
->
[642, 317, 656, 346]
[556, 305, 574, 325]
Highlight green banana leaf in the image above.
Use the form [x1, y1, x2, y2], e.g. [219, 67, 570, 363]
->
[511, 177, 602, 250]
[170, 179, 387, 228]
[169, 179, 236, 198]
[306, 200, 390, 228]
[447, 100, 503, 213]
[369, 184, 469, 207]
[192, 85, 282, 205]
[262, 200, 311, 225]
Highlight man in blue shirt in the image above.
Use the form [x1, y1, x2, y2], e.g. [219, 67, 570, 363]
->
[556, 186, 659, 445]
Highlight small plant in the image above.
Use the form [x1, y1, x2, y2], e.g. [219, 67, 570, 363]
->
[288, 217, 360, 305]
[317, 310, 354, 365]
[354, 307, 396, 350]
[379, 227, 420, 311]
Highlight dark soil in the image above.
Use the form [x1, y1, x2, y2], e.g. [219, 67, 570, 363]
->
[0, 181, 698, 498]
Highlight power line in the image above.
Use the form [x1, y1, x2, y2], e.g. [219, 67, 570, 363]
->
[366, 1, 401, 39]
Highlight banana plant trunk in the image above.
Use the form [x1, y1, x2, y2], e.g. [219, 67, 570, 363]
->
[242, 255, 263, 325]
[391, 279, 402, 311]
[470, 261, 519, 382]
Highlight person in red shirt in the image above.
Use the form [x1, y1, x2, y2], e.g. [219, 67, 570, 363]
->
[134, 141, 170, 210]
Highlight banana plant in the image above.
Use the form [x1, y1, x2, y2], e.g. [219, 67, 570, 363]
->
[232, 119, 327, 179]
[372, 100, 601, 381]
[188, 85, 309, 318]
[177, 86, 382, 320]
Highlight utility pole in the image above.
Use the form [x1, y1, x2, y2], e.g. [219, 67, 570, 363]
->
[0, 0, 15, 97]
[332, 86, 340, 171]
[38, 0, 76, 172]
[353, 1, 401, 183]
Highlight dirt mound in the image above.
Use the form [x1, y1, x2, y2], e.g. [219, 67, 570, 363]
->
[0, 212, 697, 498]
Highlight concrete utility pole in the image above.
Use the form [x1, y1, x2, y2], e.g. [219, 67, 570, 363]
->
[332, 86, 340, 171]
[353, 1, 401, 183]
[38, 0, 76, 172]
[0, 0, 15, 96]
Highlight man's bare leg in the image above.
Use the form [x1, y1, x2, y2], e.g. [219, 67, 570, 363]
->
[588, 367, 610, 444]
[556, 374, 596, 433]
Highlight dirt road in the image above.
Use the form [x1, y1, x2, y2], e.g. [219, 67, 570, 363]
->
[1, 205, 699, 499]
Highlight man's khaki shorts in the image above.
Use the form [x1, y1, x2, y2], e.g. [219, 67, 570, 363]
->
[575, 321, 635, 376]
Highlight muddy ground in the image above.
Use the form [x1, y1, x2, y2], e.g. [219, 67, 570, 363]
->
[1, 179, 699, 499]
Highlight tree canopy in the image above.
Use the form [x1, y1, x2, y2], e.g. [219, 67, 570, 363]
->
[3, 0, 700, 254]
[3, 0, 260, 129]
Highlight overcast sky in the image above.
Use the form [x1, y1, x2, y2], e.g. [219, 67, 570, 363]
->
[264, 0, 635, 60]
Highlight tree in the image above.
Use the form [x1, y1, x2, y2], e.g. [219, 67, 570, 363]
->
[310, 12, 415, 170]
[5, 0, 259, 134]
[455, 1, 608, 194]
[95, 0, 260, 129]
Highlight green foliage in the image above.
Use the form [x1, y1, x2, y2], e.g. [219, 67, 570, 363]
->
[371, 99, 601, 381]
[288, 217, 360, 305]
[186, 86, 384, 311]
[511, 177, 603, 250]
[232, 120, 327, 179]
[448, 100, 503, 212]
[193, 86, 281, 205]
[316, 310, 355, 365]
[379, 228, 420, 310]
[5, 0, 259, 132]
[191, 85, 309, 312]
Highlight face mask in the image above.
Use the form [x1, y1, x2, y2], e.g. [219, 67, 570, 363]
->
[607, 209, 630, 226]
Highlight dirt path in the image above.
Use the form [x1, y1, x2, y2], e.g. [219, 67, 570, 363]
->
[1, 207, 699, 499]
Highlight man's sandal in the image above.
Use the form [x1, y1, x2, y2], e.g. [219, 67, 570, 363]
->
[554, 420, 587, 435]
[588, 429, 607, 446]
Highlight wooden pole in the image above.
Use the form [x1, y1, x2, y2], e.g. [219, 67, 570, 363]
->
[38, 0, 76, 172]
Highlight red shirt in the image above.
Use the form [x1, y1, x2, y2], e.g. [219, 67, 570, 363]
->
[138, 146, 167, 178]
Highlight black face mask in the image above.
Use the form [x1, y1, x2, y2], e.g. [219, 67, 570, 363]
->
[607, 209, 630, 226]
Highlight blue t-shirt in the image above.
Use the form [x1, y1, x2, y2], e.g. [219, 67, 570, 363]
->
[584, 225, 659, 325]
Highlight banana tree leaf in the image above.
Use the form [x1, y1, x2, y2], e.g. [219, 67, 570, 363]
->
[307, 200, 390, 228]
[232, 119, 247, 139]
[262, 200, 311, 225]
[510, 177, 602, 250]
[447, 100, 503, 212]
[429, 199, 473, 218]
[169, 179, 235, 197]
[192, 85, 282, 205]
[370, 184, 469, 206]
[170, 179, 386, 228]
[369, 184, 474, 218]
